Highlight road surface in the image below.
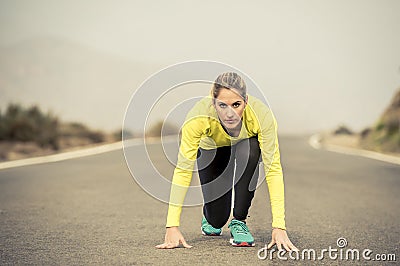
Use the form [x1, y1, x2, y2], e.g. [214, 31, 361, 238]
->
[0, 136, 399, 265]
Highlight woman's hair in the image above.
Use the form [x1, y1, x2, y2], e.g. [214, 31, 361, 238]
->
[212, 72, 247, 100]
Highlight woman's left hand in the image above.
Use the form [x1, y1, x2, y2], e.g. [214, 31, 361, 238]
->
[267, 228, 299, 251]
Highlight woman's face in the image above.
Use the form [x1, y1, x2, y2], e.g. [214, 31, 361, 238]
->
[214, 88, 247, 130]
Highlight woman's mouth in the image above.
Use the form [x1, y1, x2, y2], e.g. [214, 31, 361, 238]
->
[224, 119, 237, 124]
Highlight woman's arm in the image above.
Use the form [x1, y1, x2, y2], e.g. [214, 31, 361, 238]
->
[256, 106, 298, 251]
[257, 109, 286, 230]
[156, 118, 204, 249]
[166, 118, 203, 227]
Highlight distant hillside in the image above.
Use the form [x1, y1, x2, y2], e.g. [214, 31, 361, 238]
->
[0, 35, 159, 131]
[360, 89, 400, 153]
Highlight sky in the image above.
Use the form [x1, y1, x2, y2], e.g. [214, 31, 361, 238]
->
[0, 0, 399, 134]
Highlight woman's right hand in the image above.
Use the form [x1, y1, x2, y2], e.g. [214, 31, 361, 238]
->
[155, 226, 192, 249]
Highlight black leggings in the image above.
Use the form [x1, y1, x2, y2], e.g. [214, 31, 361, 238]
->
[196, 136, 261, 229]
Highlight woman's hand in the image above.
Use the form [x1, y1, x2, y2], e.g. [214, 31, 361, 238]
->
[155, 226, 192, 249]
[267, 228, 298, 251]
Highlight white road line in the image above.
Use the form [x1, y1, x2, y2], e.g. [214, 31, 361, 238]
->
[0, 136, 178, 170]
[309, 134, 400, 165]
[0, 141, 123, 170]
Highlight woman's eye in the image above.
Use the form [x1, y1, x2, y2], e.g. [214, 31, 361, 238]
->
[233, 103, 240, 108]
[219, 103, 227, 108]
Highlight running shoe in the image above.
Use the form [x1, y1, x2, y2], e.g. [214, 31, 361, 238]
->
[228, 219, 255, 247]
[201, 216, 222, 236]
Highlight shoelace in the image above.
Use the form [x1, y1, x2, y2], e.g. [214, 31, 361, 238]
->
[229, 221, 249, 235]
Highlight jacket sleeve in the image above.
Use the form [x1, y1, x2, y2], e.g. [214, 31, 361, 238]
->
[257, 109, 286, 230]
[166, 118, 203, 227]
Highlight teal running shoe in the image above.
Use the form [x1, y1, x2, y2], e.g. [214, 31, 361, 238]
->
[228, 219, 255, 247]
[201, 216, 222, 236]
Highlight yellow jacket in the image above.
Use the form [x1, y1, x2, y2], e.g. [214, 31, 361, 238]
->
[166, 94, 286, 229]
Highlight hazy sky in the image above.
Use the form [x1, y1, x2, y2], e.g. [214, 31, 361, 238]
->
[1, 0, 399, 134]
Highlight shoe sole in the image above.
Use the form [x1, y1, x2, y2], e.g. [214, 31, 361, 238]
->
[229, 238, 255, 247]
[201, 227, 222, 236]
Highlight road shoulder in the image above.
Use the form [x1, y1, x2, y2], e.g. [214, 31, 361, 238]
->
[309, 133, 400, 165]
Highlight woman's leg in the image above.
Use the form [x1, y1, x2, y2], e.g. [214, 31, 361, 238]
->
[233, 137, 261, 221]
[197, 146, 235, 229]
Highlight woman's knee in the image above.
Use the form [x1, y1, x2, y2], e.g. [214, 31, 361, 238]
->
[206, 212, 230, 228]
[204, 200, 231, 228]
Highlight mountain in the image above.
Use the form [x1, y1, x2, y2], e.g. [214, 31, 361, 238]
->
[360, 89, 400, 153]
[0, 36, 159, 131]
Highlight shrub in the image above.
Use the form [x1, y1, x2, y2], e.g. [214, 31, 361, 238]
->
[113, 129, 135, 141]
[333, 124, 353, 135]
[0, 104, 59, 149]
[146, 121, 179, 137]
[360, 127, 371, 139]
[59, 122, 106, 143]
[86, 131, 105, 143]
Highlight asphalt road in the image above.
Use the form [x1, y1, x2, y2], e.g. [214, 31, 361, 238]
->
[0, 136, 399, 265]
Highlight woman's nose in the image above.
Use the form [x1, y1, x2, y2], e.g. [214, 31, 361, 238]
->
[226, 107, 235, 118]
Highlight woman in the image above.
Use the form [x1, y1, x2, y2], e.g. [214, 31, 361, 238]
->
[156, 72, 298, 250]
